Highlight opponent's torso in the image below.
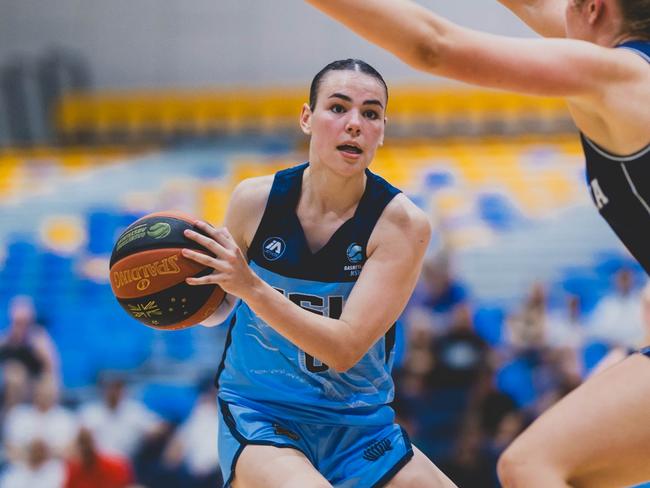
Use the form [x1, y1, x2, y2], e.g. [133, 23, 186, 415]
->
[217, 163, 401, 425]
[582, 40, 650, 275]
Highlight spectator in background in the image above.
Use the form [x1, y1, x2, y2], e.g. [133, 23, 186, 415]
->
[0, 295, 60, 412]
[64, 427, 134, 488]
[78, 375, 163, 459]
[590, 282, 650, 375]
[3, 374, 77, 462]
[545, 294, 584, 353]
[408, 251, 469, 336]
[430, 305, 488, 390]
[588, 267, 645, 349]
[162, 381, 223, 488]
[0, 296, 59, 378]
[0, 439, 65, 488]
[506, 282, 547, 351]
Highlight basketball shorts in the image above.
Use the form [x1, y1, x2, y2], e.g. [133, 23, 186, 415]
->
[217, 398, 413, 487]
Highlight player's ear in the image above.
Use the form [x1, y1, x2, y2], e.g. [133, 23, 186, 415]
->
[379, 116, 387, 146]
[587, 0, 604, 24]
[300, 103, 312, 136]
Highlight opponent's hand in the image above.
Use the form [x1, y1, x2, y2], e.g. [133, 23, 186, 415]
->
[181, 221, 260, 301]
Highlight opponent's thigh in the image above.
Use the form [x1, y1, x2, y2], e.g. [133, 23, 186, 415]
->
[232, 445, 331, 488]
[385, 446, 458, 488]
[499, 354, 650, 488]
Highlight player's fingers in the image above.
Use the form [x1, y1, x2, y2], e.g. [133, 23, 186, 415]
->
[183, 229, 228, 255]
[181, 248, 227, 271]
[186, 274, 223, 286]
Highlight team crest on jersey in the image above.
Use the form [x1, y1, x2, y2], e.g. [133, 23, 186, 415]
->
[263, 237, 286, 261]
[346, 243, 364, 263]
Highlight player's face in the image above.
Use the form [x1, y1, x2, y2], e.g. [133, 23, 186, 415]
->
[301, 70, 387, 177]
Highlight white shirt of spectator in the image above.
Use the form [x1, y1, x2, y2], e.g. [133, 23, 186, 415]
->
[0, 459, 65, 488]
[588, 292, 644, 348]
[79, 398, 161, 458]
[176, 399, 219, 476]
[4, 404, 77, 456]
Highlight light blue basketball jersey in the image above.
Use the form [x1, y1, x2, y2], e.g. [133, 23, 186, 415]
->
[216, 163, 402, 426]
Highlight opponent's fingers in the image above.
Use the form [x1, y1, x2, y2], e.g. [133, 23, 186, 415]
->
[183, 228, 228, 256]
[181, 248, 227, 272]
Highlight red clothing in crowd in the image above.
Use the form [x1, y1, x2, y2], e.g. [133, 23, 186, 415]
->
[64, 454, 133, 488]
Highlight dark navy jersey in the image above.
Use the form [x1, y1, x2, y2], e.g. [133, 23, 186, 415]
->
[217, 163, 402, 425]
[582, 40, 650, 274]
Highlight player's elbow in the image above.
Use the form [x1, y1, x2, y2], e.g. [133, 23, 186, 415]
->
[405, 19, 450, 73]
[329, 341, 366, 373]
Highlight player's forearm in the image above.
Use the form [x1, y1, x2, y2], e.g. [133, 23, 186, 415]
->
[497, 0, 566, 37]
[242, 277, 358, 372]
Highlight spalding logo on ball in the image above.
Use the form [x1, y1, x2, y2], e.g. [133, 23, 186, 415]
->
[109, 211, 224, 330]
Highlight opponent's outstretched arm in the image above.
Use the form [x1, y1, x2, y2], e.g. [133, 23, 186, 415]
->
[304, 0, 634, 99]
[497, 0, 567, 38]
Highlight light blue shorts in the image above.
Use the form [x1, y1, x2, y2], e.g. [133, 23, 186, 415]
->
[217, 398, 413, 487]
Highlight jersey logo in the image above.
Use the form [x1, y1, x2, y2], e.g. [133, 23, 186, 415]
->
[263, 237, 286, 261]
[363, 437, 393, 461]
[590, 179, 610, 210]
[346, 243, 364, 263]
[272, 423, 300, 441]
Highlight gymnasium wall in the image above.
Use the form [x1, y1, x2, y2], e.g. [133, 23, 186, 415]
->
[0, 0, 535, 88]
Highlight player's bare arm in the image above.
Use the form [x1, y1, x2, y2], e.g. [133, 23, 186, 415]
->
[183, 190, 430, 372]
[304, 0, 643, 98]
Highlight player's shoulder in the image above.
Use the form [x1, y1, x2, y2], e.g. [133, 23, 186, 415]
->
[377, 193, 431, 241]
[231, 175, 274, 209]
[226, 175, 275, 249]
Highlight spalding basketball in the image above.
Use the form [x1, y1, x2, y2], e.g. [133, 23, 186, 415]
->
[109, 211, 225, 330]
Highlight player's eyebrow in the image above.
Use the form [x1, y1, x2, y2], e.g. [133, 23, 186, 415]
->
[328, 93, 384, 109]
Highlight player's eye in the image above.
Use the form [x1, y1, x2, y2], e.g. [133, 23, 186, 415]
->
[330, 104, 346, 114]
[364, 109, 380, 120]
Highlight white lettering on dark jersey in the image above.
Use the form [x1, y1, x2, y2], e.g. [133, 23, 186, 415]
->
[590, 179, 609, 209]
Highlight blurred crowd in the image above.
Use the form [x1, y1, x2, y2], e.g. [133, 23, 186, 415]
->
[0, 255, 647, 488]
[0, 296, 221, 488]
[394, 252, 649, 487]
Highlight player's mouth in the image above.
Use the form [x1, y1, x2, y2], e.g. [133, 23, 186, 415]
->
[337, 144, 363, 158]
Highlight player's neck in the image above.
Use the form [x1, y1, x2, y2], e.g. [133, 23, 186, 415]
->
[301, 164, 366, 217]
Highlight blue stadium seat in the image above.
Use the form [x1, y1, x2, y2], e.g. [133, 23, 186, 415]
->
[496, 358, 536, 408]
[582, 340, 611, 375]
[473, 305, 505, 346]
[140, 383, 198, 423]
[477, 193, 525, 232]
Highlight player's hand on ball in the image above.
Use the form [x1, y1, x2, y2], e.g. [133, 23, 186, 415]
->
[182, 221, 258, 300]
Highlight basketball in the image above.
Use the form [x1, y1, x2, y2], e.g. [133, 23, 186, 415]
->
[109, 211, 225, 330]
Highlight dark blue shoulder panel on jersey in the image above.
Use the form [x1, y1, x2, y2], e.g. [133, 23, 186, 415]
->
[247, 163, 402, 282]
[617, 40, 650, 61]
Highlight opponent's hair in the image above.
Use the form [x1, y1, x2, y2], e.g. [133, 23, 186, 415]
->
[618, 0, 650, 39]
[308, 59, 388, 111]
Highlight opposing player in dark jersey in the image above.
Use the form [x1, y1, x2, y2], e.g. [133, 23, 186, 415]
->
[301, 0, 650, 486]
[182, 59, 457, 487]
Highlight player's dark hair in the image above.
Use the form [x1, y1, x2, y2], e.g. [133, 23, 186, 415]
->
[308, 59, 388, 111]
[618, 0, 650, 39]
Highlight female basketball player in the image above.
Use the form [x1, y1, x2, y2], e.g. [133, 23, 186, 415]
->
[182, 59, 457, 488]
[301, 0, 650, 486]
